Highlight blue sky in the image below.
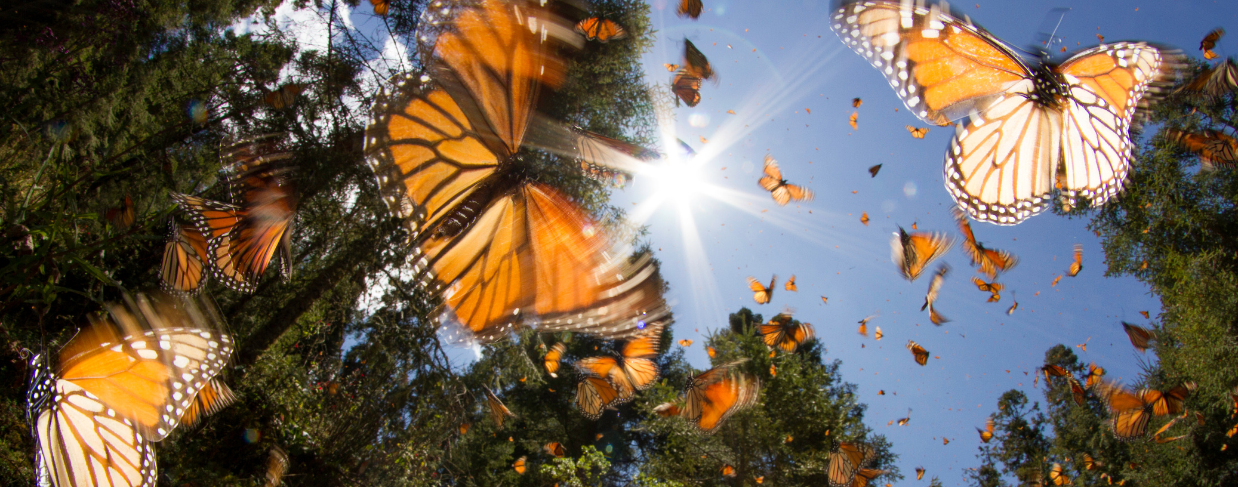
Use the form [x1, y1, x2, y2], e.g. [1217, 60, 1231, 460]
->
[612, 0, 1238, 481]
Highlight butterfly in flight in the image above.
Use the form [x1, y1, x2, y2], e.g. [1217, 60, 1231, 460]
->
[671, 69, 703, 107]
[759, 313, 815, 352]
[828, 441, 876, 487]
[954, 208, 1018, 278]
[363, 0, 667, 344]
[576, 332, 662, 405]
[543, 343, 567, 378]
[868, 164, 882, 177]
[25, 293, 234, 487]
[758, 154, 813, 205]
[484, 387, 516, 428]
[664, 63, 681, 72]
[513, 456, 527, 474]
[747, 275, 776, 304]
[1050, 463, 1072, 486]
[160, 220, 211, 295]
[543, 442, 567, 458]
[104, 194, 135, 229]
[1068, 244, 1084, 276]
[922, 264, 949, 325]
[852, 97, 863, 107]
[678, 339, 694, 347]
[851, 468, 885, 487]
[860, 212, 869, 226]
[784, 274, 797, 292]
[906, 340, 929, 366]
[676, 361, 760, 434]
[1121, 322, 1156, 353]
[978, 417, 995, 443]
[1177, 58, 1238, 98]
[575, 17, 628, 42]
[891, 227, 954, 281]
[1200, 28, 1225, 60]
[906, 125, 929, 139]
[682, 39, 714, 81]
[833, 0, 1180, 225]
[1085, 362, 1106, 388]
[1093, 379, 1192, 441]
[677, 0, 702, 19]
[915, 466, 926, 480]
[1166, 129, 1238, 170]
[848, 111, 858, 129]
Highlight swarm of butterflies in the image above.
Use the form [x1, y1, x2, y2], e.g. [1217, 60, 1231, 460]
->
[23, 0, 1238, 485]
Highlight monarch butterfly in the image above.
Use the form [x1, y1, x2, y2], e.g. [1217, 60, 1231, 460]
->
[1085, 363, 1105, 388]
[873, 326, 883, 341]
[1200, 28, 1225, 60]
[833, 0, 1180, 225]
[821, 296, 829, 304]
[543, 442, 566, 457]
[678, 339, 693, 347]
[978, 417, 995, 443]
[897, 409, 910, 426]
[852, 97, 863, 107]
[1121, 322, 1156, 353]
[906, 340, 929, 366]
[1068, 244, 1083, 276]
[755, 475, 765, 484]
[1081, 453, 1099, 470]
[178, 378, 237, 429]
[576, 333, 661, 401]
[264, 446, 289, 487]
[954, 208, 1018, 278]
[868, 164, 881, 177]
[513, 456, 527, 474]
[971, 277, 1003, 299]
[721, 465, 736, 477]
[677, 0, 702, 19]
[857, 321, 868, 337]
[827, 441, 875, 487]
[747, 275, 776, 304]
[104, 194, 135, 229]
[364, 1, 667, 344]
[458, 423, 470, 435]
[1178, 58, 1238, 97]
[891, 227, 954, 281]
[915, 466, 925, 480]
[928, 306, 949, 326]
[574, 17, 627, 42]
[707, 346, 716, 358]
[1007, 300, 1018, 314]
[759, 314, 815, 352]
[921, 264, 948, 312]
[1166, 129, 1238, 170]
[1050, 463, 1072, 486]
[544, 343, 566, 378]
[682, 39, 714, 81]
[671, 69, 703, 107]
[1095, 379, 1191, 440]
[759, 154, 813, 205]
[664, 63, 680, 72]
[851, 468, 884, 487]
[1138, 310, 1150, 319]
[653, 401, 681, 417]
[1068, 377, 1086, 406]
[848, 111, 858, 129]
[906, 126, 929, 139]
[263, 83, 307, 109]
[25, 293, 233, 487]
[574, 375, 620, 420]
[1041, 364, 1069, 383]
[681, 361, 760, 434]
[785, 275, 797, 292]
[484, 387, 516, 429]
[160, 221, 210, 296]
[860, 212, 869, 226]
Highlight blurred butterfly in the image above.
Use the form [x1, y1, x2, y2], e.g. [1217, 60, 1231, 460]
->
[677, 0, 702, 19]
[851, 468, 885, 487]
[759, 154, 813, 205]
[678, 339, 694, 347]
[160, 221, 211, 296]
[769, 364, 777, 377]
[484, 387, 516, 428]
[172, 135, 297, 294]
[868, 164, 882, 177]
[828, 441, 875, 487]
[681, 361, 760, 434]
[1166, 129, 1238, 170]
[1201, 28, 1225, 60]
[574, 374, 620, 420]
[915, 466, 925, 480]
[721, 465, 736, 478]
[513, 456, 527, 474]
[874, 326, 883, 341]
[1082, 453, 1099, 470]
[543, 442, 566, 457]
[755, 475, 765, 484]
[664, 63, 681, 72]
[906, 126, 929, 139]
[544, 342, 566, 378]
[364, 1, 666, 343]
[707, 346, 716, 359]
[891, 227, 955, 281]
[671, 70, 703, 107]
[759, 313, 815, 352]
[682, 39, 714, 81]
[1121, 322, 1156, 353]
[748, 275, 776, 304]
[261, 446, 289, 487]
[833, 0, 1179, 225]
[852, 97, 862, 107]
[1094, 379, 1191, 441]
[978, 417, 995, 443]
[954, 208, 1018, 278]
[1041, 364, 1070, 384]
[104, 194, 135, 229]
[577, 333, 661, 405]
[653, 402, 681, 417]
[906, 340, 929, 366]
[860, 212, 869, 226]
[575, 17, 627, 42]
[1177, 59, 1238, 97]
[263, 83, 307, 109]
[971, 277, 1003, 301]
[1050, 463, 1072, 486]
[1007, 301, 1018, 315]
[1086, 362, 1106, 389]
[942, 438, 950, 445]
[458, 423, 470, 435]
[1138, 310, 1150, 319]
[922, 264, 949, 317]
[369, 0, 388, 15]
[25, 293, 233, 487]
[1068, 377, 1087, 406]
[784, 275, 797, 292]
[821, 296, 829, 304]
[848, 111, 858, 129]
[857, 322, 868, 337]
[897, 409, 911, 426]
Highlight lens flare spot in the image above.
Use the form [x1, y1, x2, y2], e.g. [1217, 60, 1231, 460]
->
[688, 113, 711, 127]
[903, 181, 918, 198]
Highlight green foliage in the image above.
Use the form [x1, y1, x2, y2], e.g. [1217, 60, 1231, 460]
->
[540, 445, 612, 487]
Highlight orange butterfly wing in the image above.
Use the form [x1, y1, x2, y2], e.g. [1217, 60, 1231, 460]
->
[160, 222, 210, 295]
